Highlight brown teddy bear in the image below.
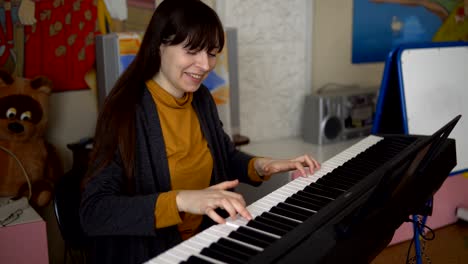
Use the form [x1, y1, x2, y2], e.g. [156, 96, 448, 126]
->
[0, 70, 62, 209]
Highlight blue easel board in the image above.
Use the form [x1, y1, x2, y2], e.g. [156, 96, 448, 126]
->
[373, 42, 468, 175]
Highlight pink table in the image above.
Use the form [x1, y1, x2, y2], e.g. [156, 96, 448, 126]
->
[389, 172, 468, 245]
[0, 205, 49, 264]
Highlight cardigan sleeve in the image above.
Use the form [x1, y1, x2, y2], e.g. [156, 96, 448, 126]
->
[80, 155, 160, 237]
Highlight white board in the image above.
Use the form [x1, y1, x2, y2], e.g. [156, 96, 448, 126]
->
[399, 44, 468, 174]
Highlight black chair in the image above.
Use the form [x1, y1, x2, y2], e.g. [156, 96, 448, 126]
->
[54, 142, 91, 264]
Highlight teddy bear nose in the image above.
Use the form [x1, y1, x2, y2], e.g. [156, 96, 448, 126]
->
[8, 122, 24, 133]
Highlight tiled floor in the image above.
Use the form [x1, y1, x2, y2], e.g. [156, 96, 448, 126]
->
[372, 221, 468, 264]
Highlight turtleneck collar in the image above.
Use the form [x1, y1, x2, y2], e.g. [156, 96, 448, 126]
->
[146, 79, 193, 109]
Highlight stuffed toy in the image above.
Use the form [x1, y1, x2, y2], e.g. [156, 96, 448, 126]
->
[0, 69, 62, 209]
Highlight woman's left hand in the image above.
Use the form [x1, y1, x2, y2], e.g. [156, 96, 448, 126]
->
[254, 154, 320, 178]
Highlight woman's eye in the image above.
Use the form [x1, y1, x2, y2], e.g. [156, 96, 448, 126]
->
[208, 52, 217, 57]
[6, 108, 16, 119]
[20, 111, 32, 121]
[186, 50, 197, 55]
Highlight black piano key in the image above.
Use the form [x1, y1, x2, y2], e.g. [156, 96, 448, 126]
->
[261, 212, 301, 227]
[348, 153, 383, 165]
[277, 202, 315, 217]
[270, 206, 309, 221]
[182, 255, 213, 264]
[336, 170, 370, 182]
[331, 168, 364, 180]
[208, 242, 251, 261]
[334, 166, 368, 180]
[316, 177, 352, 190]
[353, 164, 379, 174]
[322, 173, 360, 185]
[254, 215, 295, 232]
[237, 226, 278, 244]
[247, 218, 288, 236]
[322, 173, 359, 185]
[217, 238, 260, 257]
[346, 156, 381, 169]
[228, 230, 270, 248]
[291, 193, 328, 209]
[285, 197, 321, 212]
[295, 190, 333, 205]
[355, 149, 392, 161]
[200, 247, 244, 264]
[304, 184, 342, 199]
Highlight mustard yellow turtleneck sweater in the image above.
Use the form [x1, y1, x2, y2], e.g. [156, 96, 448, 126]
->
[146, 80, 266, 240]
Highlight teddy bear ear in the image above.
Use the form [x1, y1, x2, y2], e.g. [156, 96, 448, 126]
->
[30, 76, 53, 95]
[0, 69, 14, 86]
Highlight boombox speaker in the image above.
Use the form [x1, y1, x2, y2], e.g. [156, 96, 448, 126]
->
[301, 88, 377, 145]
[302, 94, 343, 144]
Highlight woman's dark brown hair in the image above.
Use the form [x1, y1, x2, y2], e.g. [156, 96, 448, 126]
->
[86, 0, 225, 187]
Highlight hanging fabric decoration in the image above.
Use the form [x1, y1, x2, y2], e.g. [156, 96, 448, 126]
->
[23, 0, 100, 92]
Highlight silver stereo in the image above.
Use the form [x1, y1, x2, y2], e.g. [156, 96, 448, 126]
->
[301, 88, 378, 144]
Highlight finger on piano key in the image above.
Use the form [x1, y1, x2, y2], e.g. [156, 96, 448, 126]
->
[225, 217, 249, 228]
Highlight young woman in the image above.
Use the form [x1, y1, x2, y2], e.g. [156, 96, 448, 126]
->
[80, 1, 320, 263]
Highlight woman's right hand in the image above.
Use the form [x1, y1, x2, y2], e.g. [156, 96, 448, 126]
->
[176, 179, 252, 224]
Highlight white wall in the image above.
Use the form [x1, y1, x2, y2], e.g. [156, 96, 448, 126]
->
[220, 0, 311, 141]
[46, 90, 98, 171]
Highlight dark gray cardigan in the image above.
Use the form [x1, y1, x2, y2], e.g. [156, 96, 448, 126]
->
[80, 85, 259, 264]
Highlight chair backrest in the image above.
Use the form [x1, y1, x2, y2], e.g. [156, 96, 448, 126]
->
[53, 169, 88, 249]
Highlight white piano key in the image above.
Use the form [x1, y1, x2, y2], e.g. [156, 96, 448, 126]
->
[248, 204, 270, 217]
[192, 254, 226, 264]
[183, 239, 207, 252]
[254, 198, 279, 210]
[226, 217, 249, 227]
[150, 253, 181, 264]
[165, 245, 192, 261]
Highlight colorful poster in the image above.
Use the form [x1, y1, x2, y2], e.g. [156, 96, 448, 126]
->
[202, 37, 231, 135]
[352, 0, 468, 63]
[117, 32, 143, 74]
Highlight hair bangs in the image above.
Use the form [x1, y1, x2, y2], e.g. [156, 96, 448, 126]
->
[183, 24, 224, 53]
[163, 2, 224, 53]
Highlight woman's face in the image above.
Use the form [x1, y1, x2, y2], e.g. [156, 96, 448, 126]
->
[154, 41, 218, 98]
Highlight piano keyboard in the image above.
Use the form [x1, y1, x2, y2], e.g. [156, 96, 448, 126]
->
[148, 135, 414, 264]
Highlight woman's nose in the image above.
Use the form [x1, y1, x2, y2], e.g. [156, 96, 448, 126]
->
[195, 51, 211, 70]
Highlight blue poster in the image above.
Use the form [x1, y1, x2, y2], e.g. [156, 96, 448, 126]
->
[351, 0, 468, 63]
